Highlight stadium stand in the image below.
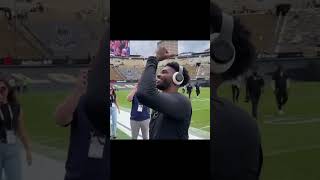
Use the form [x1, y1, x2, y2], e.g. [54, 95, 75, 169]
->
[110, 55, 210, 81]
[0, 15, 42, 59]
[110, 64, 126, 81]
[23, 10, 104, 59]
[276, 8, 320, 57]
[237, 14, 277, 55]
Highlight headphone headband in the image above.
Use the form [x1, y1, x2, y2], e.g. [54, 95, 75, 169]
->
[220, 13, 234, 42]
[179, 65, 183, 74]
[210, 12, 236, 74]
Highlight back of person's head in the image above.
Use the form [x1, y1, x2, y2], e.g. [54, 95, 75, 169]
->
[165, 62, 190, 87]
[210, 1, 256, 81]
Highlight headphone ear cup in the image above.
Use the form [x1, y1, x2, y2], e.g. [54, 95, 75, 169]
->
[211, 38, 236, 74]
[172, 72, 184, 86]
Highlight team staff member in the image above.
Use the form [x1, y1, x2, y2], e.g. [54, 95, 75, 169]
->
[195, 82, 201, 98]
[272, 65, 289, 114]
[127, 82, 150, 140]
[110, 86, 120, 139]
[54, 28, 108, 180]
[210, 2, 263, 180]
[231, 76, 241, 103]
[136, 47, 192, 140]
[247, 71, 265, 120]
[0, 78, 32, 180]
[186, 83, 193, 99]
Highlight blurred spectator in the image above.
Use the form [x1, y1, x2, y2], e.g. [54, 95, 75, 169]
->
[4, 54, 13, 65]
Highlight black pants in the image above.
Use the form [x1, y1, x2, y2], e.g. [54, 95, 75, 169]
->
[250, 94, 260, 119]
[245, 81, 250, 102]
[187, 91, 191, 99]
[231, 85, 240, 103]
[275, 90, 288, 110]
[196, 89, 200, 97]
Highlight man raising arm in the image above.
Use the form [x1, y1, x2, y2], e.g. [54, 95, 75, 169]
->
[136, 47, 192, 140]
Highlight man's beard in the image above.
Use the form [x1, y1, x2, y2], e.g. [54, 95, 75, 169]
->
[156, 79, 171, 91]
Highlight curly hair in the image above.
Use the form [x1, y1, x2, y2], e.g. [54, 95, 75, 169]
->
[210, 2, 256, 80]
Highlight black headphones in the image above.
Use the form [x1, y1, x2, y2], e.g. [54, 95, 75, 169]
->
[173, 65, 184, 86]
[211, 13, 236, 74]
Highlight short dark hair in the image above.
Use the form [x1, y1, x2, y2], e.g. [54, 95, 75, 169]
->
[165, 62, 190, 87]
[210, 2, 256, 80]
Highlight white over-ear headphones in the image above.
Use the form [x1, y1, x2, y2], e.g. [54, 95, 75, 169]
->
[211, 13, 236, 74]
[172, 65, 184, 86]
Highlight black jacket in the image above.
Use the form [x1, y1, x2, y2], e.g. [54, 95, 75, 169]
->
[136, 57, 192, 139]
[211, 86, 263, 180]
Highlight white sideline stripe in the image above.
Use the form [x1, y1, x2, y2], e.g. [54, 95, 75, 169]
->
[113, 109, 143, 139]
[192, 107, 209, 111]
[199, 126, 210, 130]
[191, 98, 210, 102]
[265, 145, 320, 157]
[116, 109, 204, 140]
[264, 117, 320, 125]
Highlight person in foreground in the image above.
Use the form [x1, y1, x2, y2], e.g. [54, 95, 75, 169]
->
[0, 78, 32, 180]
[54, 28, 108, 180]
[210, 1, 263, 180]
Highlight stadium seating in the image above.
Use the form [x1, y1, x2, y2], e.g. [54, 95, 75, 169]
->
[276, 8, 320, 57]
[196, 64, 210, 80]
[0, 15, 42, 59]
[23, 9, 104, 59]
[237, 14, 277, 55]
[110, 64, 125, 81]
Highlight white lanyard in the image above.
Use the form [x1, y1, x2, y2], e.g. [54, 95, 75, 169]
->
[0, 104, 13, 129]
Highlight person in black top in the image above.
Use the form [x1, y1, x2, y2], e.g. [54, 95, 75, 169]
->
[0, 78, 32, 180]
[211, 2, 263, 180]
[54, 27, 108, 180]
[182, 86, 186, 94]
[231, 76, 241, 103]
[110, 86, 120, 139]
[195, 81, 201, 98]
[247, 71, 265, 120]
[244, 71, 251, 102]
[136, 47, 192, 140]
[186, 83, 193, 99]
[272, 65, 289, 114]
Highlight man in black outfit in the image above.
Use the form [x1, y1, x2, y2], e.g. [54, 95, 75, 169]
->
[211, 2, 263, 180]
[195, 81, 200, 98]
[136, 47, 192, 140]
[231, 76, 241, 103]
[186, 83, 193, 99]
[272, 65, 289, 114]
[244, 71, 251, 102]
[247, 70, 265, 120]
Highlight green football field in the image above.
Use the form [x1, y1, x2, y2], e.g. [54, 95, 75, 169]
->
[218, 81, 320, 180]
[115, 87, 210, 139]
[17, 91, 70, 157]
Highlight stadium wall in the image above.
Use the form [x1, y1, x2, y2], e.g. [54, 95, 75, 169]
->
[255, 57, 320, 81]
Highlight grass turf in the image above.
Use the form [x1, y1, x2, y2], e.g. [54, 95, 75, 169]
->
[218, 81, 320, 180]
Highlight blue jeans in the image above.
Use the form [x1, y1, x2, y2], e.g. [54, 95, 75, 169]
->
[110, 105, 118, 137]
[0, 142, 22, 180]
